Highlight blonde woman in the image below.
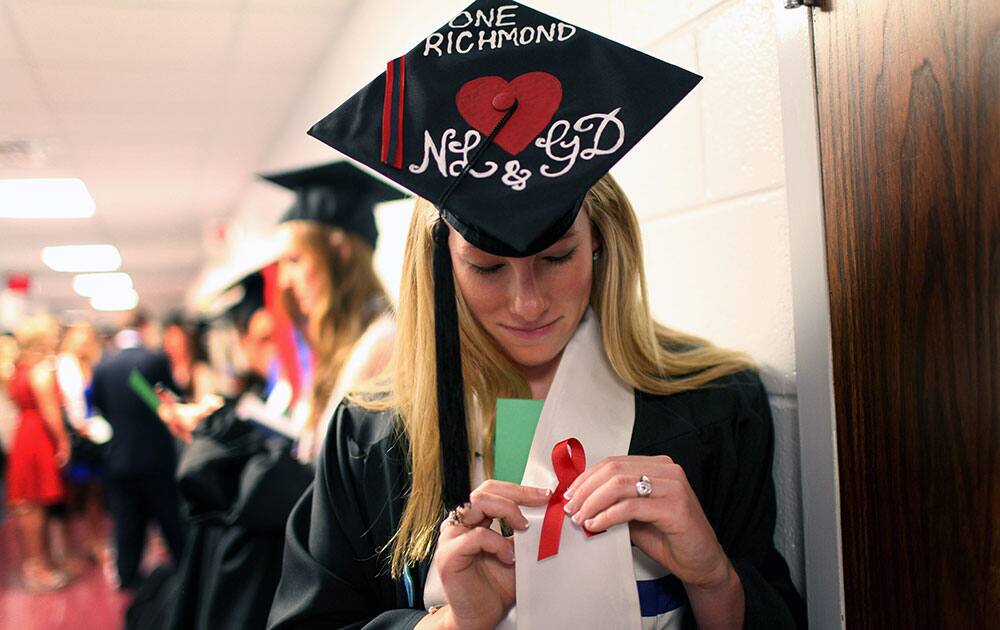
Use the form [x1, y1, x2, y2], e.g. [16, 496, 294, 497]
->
[269, 176, 804, 629]
[269, 1, 802, 627]
[266, 162, 403, 463]
[5, 314, 71, 591]
[55, 321, 108, 564]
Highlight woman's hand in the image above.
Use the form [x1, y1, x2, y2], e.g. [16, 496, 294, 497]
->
[54, 433, 71, 468]
[157, 394, 224, 442]
[422, 480, 551, 630]
[562, 455, 744, 629]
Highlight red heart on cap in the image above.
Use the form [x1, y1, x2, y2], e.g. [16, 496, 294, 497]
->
[456, 72, 562, 156]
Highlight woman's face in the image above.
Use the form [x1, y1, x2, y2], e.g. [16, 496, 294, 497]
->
[277, 227, 324, 316]
[162, 324, 188, 361]
[449, 210, 598, 377]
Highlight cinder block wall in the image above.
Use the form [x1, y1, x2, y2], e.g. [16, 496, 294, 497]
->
[225, 0, 805, 593]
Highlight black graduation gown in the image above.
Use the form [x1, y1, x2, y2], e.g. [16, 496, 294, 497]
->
[267, 370, 806, 629]
[127, 406, 313, 630]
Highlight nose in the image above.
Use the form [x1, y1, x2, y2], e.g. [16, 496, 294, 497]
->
[508, 260, 548, 322]
[276, 261, 292, 290]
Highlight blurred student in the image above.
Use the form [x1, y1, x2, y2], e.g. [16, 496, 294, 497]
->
[162, 315, 216, 402]
[56, 321, 110, 564]
[90, 310, 186, 590]
[5, 314, 71, 591]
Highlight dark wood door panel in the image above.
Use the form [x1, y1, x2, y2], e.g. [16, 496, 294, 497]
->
[813, 1, 1000, 627]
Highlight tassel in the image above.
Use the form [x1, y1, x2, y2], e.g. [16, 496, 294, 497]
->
[432, 219, 471, 509]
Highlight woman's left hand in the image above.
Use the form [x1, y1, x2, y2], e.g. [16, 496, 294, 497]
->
[562, 455, 734, 592]
[157, 395, 225, 442]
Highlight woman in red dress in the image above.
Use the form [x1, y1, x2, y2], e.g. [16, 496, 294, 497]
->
[5, 314, 71, 591]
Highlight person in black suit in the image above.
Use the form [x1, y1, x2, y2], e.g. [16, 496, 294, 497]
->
[90, 310, 186, 589]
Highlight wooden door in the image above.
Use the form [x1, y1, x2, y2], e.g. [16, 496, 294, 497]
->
[813, 1, 1000, 626]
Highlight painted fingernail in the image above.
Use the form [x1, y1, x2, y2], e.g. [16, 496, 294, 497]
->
[563, 501, 576, 514]
[571, 513, 582, 525]
[584, 518, 596, 529]
[563, 488, 574, 500]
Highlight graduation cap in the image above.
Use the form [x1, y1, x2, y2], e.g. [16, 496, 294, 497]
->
[307, 0, 702, 509]
[260, 161, 408, 248]
[225, 271, 265, 334]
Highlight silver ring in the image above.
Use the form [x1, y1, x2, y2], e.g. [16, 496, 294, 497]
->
[445, 503, 471, 527]
[635, 475, 653, 498]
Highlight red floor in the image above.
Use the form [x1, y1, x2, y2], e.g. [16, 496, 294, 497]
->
[0, 514, 165, 630]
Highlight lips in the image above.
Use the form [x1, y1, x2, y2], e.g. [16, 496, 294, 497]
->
[500, 317, 561, 339]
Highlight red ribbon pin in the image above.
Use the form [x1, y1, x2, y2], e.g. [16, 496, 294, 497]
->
[537, 437, 600, 560]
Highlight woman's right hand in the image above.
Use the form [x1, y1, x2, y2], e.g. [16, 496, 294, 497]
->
[421, 480, 551, 630]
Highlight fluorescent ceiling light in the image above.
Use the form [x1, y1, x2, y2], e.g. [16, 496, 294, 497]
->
[0, 178, 95, 219]
[90, 288, 139, 312]
[72, 272, 133, 297]
[42, 244, 121, 272]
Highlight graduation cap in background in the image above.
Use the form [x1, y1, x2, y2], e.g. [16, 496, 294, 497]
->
[260, 161, 408, 249]
[308, 0, 702, 509]
[225, 271, 265, 334]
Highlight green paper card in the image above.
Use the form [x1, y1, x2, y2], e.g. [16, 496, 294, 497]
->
[128, 368, 161, 413]
[494, 398, 544, 484]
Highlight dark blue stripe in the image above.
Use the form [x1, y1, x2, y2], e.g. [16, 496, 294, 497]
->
[636, 574, 686, 617]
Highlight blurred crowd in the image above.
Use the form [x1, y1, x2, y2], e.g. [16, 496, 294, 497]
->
[0, 164, 397, 630]
[0, 308, 248, 592]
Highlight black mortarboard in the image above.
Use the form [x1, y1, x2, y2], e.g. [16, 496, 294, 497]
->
[225, 271, 265, 334]
[260, 161, 407, 248]
[307, 0, 701, 509]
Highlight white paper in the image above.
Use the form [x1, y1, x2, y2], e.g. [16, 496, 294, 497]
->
[511, 309, 641, 630]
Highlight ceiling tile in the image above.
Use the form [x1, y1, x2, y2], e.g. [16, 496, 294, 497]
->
[8, 1, 238, 70]
[37, 66, 223, 107]
[0, 11, 23, 61]
[246, 0, 351, 11]
[57, 109, 213, 149]
[0, 62, 45, 107]
[231, 8, 343, 71]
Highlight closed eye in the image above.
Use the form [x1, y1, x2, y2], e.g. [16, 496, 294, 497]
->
[544, 246, 577, 265]
[470, 262, 504, 275]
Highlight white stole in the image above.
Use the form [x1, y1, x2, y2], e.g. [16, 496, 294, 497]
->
[506, 308, 641, 629]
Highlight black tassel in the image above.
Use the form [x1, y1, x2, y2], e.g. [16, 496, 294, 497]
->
[432, 219, 471, 509]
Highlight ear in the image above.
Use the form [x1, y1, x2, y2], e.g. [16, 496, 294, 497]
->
[338, 238, 353, 263]
[328, 229, 352, 263]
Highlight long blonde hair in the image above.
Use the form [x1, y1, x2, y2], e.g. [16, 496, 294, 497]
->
[359, 174, 753, 577]
[280, 221, 389, 434]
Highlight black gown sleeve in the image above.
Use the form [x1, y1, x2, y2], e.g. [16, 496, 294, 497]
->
[715, 377, 807, 629]
[267, 404, 427, 630]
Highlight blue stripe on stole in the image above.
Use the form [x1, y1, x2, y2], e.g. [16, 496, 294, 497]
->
[402, 565, 414, 608]
[636, 574, 687, 617]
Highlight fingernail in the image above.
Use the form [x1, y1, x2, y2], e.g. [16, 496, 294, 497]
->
[521, 520, 530, 530]
[563, 501, 576, 514]
[508, 552, 517, 564]
[571, 513, 582, 525]
[563, 488, 573, 500]
[584, 518, 595, 529]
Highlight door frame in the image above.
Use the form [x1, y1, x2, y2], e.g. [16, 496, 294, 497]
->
[773, 3, 845, 627]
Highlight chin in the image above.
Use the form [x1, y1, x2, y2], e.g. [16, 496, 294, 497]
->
[501, 338, 567, 370]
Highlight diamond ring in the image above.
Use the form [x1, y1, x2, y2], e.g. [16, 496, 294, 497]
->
[635, 475, 653, 498]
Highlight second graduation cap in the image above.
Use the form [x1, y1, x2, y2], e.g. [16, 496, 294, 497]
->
[307, 0, 702, 509]
[260, 161, 408, 249]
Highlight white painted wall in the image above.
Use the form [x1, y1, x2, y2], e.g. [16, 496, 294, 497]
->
[218, 0, 806, 593]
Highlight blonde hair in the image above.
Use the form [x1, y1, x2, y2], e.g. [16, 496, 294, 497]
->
[358, 173, 753, 577]
[13, 313, 60, 357]
[61, 321, 100, 367]
[279, 221, 389, 434]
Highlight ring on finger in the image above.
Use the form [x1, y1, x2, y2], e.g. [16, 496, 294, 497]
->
[445, 502, 472, 527]
[635, 474, 653, 498]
